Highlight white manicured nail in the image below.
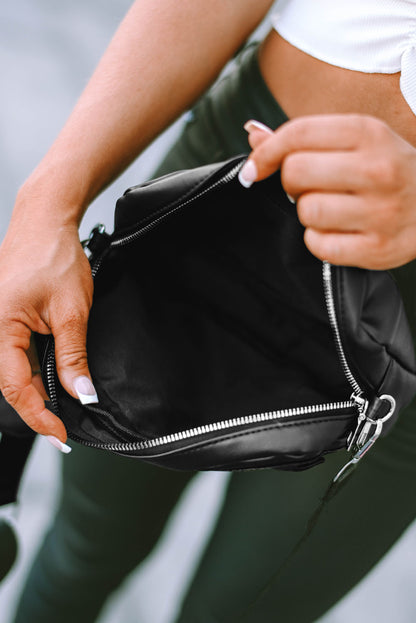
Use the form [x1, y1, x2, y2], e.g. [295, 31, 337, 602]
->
[244, 120, 273, 134]
[46, 436, 72, 454]
[286, 193, 296, 204]
[73, 376, 98, 405]
[238, 160, 258, 188]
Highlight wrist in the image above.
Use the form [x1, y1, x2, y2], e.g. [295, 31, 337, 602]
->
[15, 160, 92, 230]
[6, 194, 81, 253]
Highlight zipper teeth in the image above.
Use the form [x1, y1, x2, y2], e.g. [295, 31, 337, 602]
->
[71, 400, 355, 453]
[322, 262, 363, 397]
[46, 346, 59, 414]
[91, 256, 104, 277]
[110, 162, 243, 249]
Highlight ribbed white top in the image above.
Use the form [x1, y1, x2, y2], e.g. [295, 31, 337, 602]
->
[271, 0, 416, 115]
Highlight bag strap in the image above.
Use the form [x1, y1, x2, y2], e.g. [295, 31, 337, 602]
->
[236, 472, 354, 621]
[0, 432, 37, 506]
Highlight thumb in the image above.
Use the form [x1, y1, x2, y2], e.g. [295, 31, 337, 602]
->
[53, 311, 98, 405]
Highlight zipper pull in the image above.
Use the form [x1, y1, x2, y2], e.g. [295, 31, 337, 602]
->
[82, 223, 110, 257]
[334, 394, 396, 483]
[346, 393, 368, 452]
[334, 419, 383, 483]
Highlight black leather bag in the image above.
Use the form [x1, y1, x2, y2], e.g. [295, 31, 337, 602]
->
[2, 154, 416, 504]
[40, 155, 416, 477]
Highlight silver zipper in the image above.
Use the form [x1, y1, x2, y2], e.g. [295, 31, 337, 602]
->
[321, 261, 389, 478]
[70, 400, 355, 453]
[111, 162, 243, 249]
[322, 261, 363, 399]
[89, 161, 244, 277]
[46, 345, 59, 414]
[322, 265, 399, 481]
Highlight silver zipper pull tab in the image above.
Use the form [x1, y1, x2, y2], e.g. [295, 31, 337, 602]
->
[356, 418, 377, 447]
[82, 223, 110, 258]
[334, 394, 396, 483]
[334, 419, 384, 483]
[346, 394, 368, 452]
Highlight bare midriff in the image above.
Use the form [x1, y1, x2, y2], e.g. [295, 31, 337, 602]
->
[259, 30, 416, 146]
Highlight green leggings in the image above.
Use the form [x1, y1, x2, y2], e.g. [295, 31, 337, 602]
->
[13, 44, 416, 623]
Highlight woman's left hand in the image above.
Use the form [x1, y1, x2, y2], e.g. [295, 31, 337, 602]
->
[240, 115, 416, 270]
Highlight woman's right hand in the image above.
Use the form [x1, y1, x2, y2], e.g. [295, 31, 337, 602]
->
[0, 202, 96, 447]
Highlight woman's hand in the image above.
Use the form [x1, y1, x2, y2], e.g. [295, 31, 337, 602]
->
[0, 1, 276, 448]
[240, 115, 416, 270]
[0, 206, 96, 448]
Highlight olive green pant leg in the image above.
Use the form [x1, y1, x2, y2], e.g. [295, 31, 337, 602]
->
[13, 444, 194, 623]
[176, 400, 416, 623]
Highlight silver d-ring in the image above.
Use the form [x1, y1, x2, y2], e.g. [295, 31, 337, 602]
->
[378, 394, 396, 423]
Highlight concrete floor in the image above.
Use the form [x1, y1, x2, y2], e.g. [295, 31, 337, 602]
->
[1, 2, 416, 622]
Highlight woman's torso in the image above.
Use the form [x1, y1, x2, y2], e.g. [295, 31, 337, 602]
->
[259, 2, 416, 146]
[257, 5, 416, 340]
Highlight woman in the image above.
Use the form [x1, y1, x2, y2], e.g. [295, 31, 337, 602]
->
[4, 1, 416, 620]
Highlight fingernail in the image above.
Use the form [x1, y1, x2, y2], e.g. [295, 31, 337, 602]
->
[238, 160, 258, 189]
[243, 119, 273, 134]
[286, 193, 296, 204]
[73, 376, 98, 405]
[46, 436, 72, 454]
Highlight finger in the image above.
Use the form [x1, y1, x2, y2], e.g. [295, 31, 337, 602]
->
[0, 344, 67, 439]
[28, 335, 49, 400]
[32, 371, 49, 401]
[297, 192, 367, 233]
[52, 309, 98, 405]
[27, 334, 41, 370]
[303, 229, 379, 268]
[246, 114, 366, 182]
[243, 120, 274, 150]
[27, 335, 50, 400]
[281, 152, 369, 197]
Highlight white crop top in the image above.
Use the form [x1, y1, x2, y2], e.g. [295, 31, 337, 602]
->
[271, 0, 416, 115]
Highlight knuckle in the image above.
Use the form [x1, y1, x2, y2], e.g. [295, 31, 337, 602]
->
[362, 115, 389, 141]
[59, 305, 89, 330]
[287, 118, 305, 145]
[342, 114, 371, 145]
[53, 305, 89, 371]
[1, 383, 39, 430]
[57, 346, 88, 370]
[366, 234, 392, 269]
[368, 231, 389, 256]
[1, 382, 21, 407]
[0, 305, 25, 331]
[363, 157, 398, 188]
[377, 197, 402, 230]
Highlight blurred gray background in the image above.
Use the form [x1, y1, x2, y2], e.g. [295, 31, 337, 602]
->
[1, 2, 415, 621]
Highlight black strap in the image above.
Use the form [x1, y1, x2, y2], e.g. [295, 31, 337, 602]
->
[235, 471, 355, 622]
[0, 433, 37, 506]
